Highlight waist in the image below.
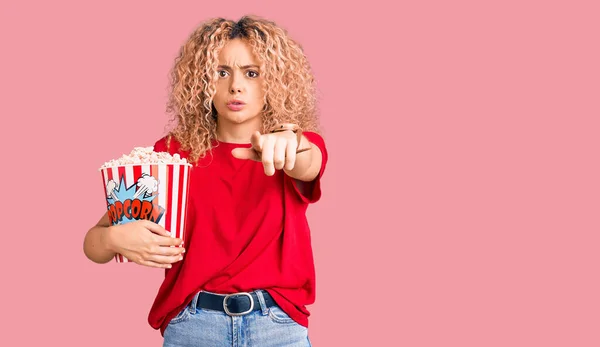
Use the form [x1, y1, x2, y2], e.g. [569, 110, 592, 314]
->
[196, 290, 277, 316]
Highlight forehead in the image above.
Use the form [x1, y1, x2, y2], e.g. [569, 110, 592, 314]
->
[218, 38, 261, 65]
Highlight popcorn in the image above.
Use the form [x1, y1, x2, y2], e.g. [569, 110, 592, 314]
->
[98, 146, 192, 264]
[99, 146, 188, 169]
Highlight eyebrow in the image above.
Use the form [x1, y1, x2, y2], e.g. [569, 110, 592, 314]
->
[217, 64, 260, 70]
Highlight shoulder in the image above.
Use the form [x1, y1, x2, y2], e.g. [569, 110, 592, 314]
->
[153, 135, 195, 164]
[153, 135, 183, 155]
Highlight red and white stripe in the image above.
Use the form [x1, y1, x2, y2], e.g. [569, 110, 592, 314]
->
[100, 163, 191, 264]
[179, 163, 190, 244]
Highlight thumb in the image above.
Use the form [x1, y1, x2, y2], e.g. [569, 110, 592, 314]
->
[250, 130, 263, 151]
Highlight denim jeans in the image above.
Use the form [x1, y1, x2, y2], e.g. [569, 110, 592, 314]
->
[163, 290, 312, 347]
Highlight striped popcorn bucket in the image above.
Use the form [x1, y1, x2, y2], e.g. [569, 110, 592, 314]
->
[100, 163, 192, 263]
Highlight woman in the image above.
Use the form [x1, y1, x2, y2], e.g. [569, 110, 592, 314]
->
[83, 15, 327, 346]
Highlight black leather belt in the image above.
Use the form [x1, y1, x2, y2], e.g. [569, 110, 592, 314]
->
[197, 291, 277, 316]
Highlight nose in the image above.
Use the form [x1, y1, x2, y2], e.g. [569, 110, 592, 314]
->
[229, 74, 244, 94]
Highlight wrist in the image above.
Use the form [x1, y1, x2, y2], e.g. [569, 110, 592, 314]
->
[269, 123, 311, 153]
[296, 135, 312, 153]
[269, 123, 302, 150]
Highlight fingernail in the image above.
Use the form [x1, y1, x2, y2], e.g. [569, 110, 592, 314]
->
[167, 265, 172, 268]
[182, 248, 186, 253]
[179, 255, 184, 260]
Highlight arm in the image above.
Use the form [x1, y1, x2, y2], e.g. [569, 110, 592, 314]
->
[83, 211, 117, 264]
[283, 134, 323, 182]
[82, 211, 185, 268]
[231, 129, 325, 182]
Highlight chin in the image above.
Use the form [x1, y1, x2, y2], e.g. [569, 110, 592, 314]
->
[221, 111, 260, 124]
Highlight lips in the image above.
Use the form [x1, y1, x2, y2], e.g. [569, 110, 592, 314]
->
[227, 100, 246, 105]
[227, 100, 246, 111]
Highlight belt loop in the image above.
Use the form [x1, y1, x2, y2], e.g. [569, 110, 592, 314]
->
[254, 290, 269, 315]
[190, 291, 200, 314]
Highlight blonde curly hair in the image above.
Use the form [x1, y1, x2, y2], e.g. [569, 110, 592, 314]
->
[164, 15, 321, 165]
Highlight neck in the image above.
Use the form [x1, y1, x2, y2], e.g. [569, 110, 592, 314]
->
[216, 116, 263, 144]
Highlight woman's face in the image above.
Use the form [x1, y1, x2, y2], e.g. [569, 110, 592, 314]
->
[213, 38, 265, 125]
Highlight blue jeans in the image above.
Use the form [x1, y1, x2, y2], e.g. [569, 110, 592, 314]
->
[163, 290, 312, 347]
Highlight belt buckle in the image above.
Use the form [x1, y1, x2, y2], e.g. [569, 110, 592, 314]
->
[223, 292, 254, 316]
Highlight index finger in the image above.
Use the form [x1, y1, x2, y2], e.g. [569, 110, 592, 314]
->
[155, 234, 184, 247]
[143, 220, 170, 237]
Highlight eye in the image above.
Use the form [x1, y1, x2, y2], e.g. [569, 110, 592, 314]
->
[218, 70, 229, 78]
[246, 70, 259, 78]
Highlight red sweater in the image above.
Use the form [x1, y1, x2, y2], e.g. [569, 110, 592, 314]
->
[148, 132, 328, 336]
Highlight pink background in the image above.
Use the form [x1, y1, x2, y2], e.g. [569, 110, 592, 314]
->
[1, 0, 599, 346]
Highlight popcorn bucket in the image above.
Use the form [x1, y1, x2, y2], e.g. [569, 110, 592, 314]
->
[99, 163, 192, 263]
